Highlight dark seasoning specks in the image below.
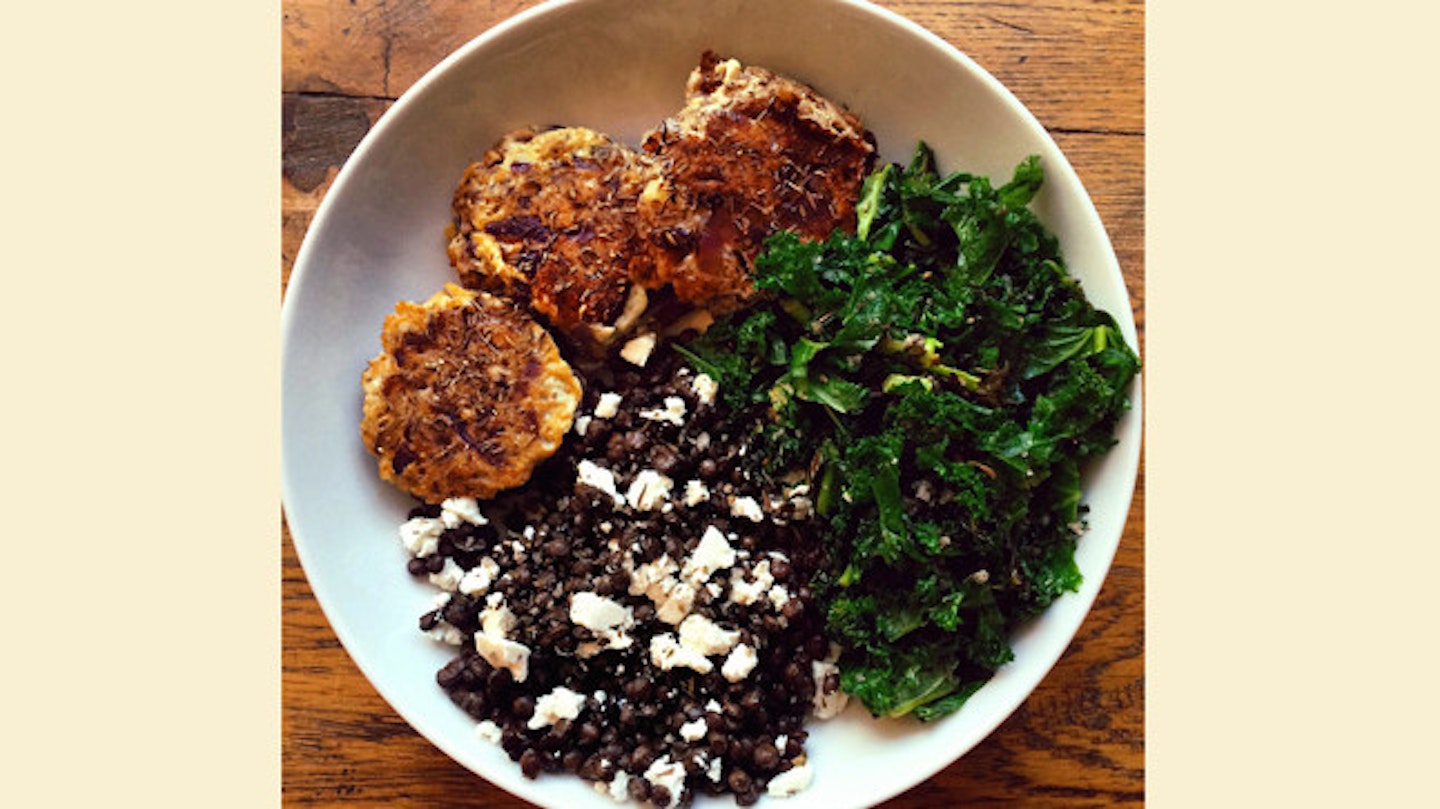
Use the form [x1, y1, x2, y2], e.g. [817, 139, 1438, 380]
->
[399, 338, 848, 807]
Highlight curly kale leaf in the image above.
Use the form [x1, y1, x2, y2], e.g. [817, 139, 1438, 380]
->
[674, 144, 1139, 720]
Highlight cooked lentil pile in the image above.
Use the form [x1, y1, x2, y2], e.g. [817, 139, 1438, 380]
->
[399, 342, 848, 806]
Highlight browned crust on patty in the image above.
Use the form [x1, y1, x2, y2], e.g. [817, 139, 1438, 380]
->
[446, 127, 661, 339]
[637, 52, 877, 313]
[361, 284, 582, 503]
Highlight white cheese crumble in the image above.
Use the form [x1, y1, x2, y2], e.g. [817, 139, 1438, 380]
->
[426, 622, 465, 646]
[597, 771, 630, 803]
[440, 496, 488, 528]
[620, 332, 657, 367]
[680, 525, 735, 583]
[628, 554, 679, 600]
[721, 643, 759, 682]
[639, 395, 687, 426]
[729, 560, 776, 606]
[427, 557, 465, 592]
[527, 685, 587, 730]
[577, 459, 625, 506]
[626, 469, 674, 511]
[679, 717, 708, 742]
[690, 372, 719, 405]
[767, 585, 792, 609]
[398, 516, 444, 558]
[475, 720, 503, 744]
[706, 755, 723, 783]
[811, 658, 849, 719]
[573, 414, 592, 435]
[570, 591, 635, 655]
[682, 479, 710, 507]
[766, 762, 814, 797]
[473, 600, 529, 682]
[678, 613, 741, 656]
[654, 582, 697, 624]
[650, 633, 713, 674]
[642, 755, 687, 808]
[729, 495, 765, 522]
[594, 391, 623, 419]
[458, 557, 501, 596]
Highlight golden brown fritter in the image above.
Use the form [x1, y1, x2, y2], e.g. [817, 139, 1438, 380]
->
[360, 283, 582, 503]
[446, 127, 660, 343]
[637, 52, 877, 313]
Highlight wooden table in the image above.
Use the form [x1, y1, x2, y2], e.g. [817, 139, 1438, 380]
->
[282, 1, 1145, 805]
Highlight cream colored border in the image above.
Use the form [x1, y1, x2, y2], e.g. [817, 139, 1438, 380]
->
[1148, 2, 1438, 806]
[7, 1, 281, 805]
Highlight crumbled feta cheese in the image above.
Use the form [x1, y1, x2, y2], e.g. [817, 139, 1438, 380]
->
[767, 585, 791, 609]
[571, 591, 633, 633]
[682, 479, 710, 507]
[776, 734, 788, 751]
[913, 479, 935, 503]
[399, 516, 444, 558]
[480, 602, 516, 638]
[693, 431, 712, 451]
[654, 582, 697, 624]
[426, 621, 466, 646]
[594, 391, 623, 419]
[729, 560, 775, 606]
[628, 554, 679, 600]
[628, 553, 696, 624]
[680, 525, 735, 583]
[597, 770, 630, 803]
[690, 372, 719, 405]
[570, 591, 635, 654]
[427, 557, 465, 591]
[766, 762, 813, 797]
[473, 600, 530, 681]
[706, 755, 723, 782]
[473, 631, 529, 683]
[721, 643, 758, 682]
[626, 469, 674, 511]
[650, 633, 713, 674]
[639, 395, 687, 426]
[729, 495, 765, 522]
[704, 699, 722, 713]
[527, 685, 587, 730]
[440, 497, 488, 528]
[475, 720, 503, 744]
[811, 659, 849, 719]
[458, 557, 501, 596]
[573, 414, 592, 435]
[577, 460, 625, 506]
[678, 613, 740, 656]
[679, 717, 708, 742]
[620, 332, 657, 367]
[643, 755, 687, 808]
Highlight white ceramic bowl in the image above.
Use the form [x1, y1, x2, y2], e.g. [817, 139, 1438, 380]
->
[281, 1, 1142, 806]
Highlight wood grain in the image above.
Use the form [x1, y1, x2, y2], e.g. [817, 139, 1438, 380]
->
[282, 1, 1144, 806]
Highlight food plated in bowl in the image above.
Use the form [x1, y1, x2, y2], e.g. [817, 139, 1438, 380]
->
[281, 1, 1142, 807]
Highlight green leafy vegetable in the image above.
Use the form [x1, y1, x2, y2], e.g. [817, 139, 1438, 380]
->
[677, 143, 1139, 719]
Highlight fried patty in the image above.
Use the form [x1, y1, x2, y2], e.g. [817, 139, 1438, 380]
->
[361, 283, 582, 503]
[446, 127, 660, 342]
[637, 52, 877, 312]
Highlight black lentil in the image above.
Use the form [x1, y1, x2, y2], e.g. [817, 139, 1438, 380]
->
[405, 344, 834, 806]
